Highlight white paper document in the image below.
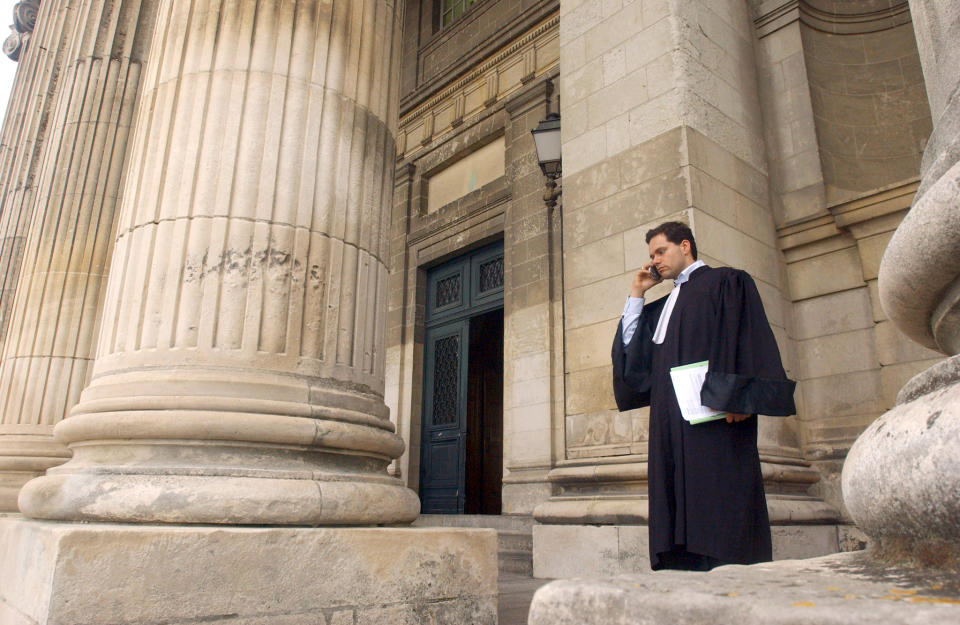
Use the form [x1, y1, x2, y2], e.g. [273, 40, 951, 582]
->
[669, 361, 727, 425]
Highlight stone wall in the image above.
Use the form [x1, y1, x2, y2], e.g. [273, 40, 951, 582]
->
[387, 5, 561, 514]
[546, 0, 817, 528]
[385, 0, 941, 531]
[753, 0, 941, 514]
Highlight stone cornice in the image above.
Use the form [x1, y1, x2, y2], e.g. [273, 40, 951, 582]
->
[777, 213, 838, 253]
[830, 178, 918, 230]
[397, 14, 559, 160]
[402, 0, 559, 112]
[754, 0, 911, 38]
[800, 0, 911, 35]
[402, 13, 558, 124]
[754, 0, 800, 39]
[777, 178, 918, 256]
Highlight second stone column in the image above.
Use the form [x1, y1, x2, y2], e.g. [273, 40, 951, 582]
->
[19, 0, 419, 525]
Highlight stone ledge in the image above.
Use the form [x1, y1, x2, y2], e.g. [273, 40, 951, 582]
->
[529, 551, 960, 625]
[0, 517, 497, 625]
[532, 524, 848, 579]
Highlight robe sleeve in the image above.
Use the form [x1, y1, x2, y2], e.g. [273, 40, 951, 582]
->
[611, 299, 664, 411]
[700, 270, 797, 416]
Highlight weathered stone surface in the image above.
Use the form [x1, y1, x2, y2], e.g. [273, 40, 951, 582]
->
[770, 525, 839, 560]
[533, 524, 649, 579]
[528, 551, 960, 625]
[755, 16, 826, 225]
[502, 480, 553, 516]
[791, 288, 874, 341]
[880, 159, 960, 353]
[788, 245, 865, 301]
[803, 20, 930, 203]
[897, 353, 960, 404]
[842, 374, 960, 562]
[0, 518, 497, 625]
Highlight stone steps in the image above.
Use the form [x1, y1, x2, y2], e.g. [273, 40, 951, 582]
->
[414, 514, 534, 574]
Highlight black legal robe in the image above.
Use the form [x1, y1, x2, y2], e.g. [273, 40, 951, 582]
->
[611, 265, 796, 570]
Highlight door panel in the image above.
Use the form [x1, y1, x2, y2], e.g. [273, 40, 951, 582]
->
[420, 240, 504, 515]
[420, 320, 469, 514]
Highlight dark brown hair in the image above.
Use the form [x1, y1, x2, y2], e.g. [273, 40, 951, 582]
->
[645, 221, 697, 260]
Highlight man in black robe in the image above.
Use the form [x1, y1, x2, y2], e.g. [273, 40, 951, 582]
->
[611, 221, 796, 571]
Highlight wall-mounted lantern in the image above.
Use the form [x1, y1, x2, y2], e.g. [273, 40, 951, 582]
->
[531, 112, 561, 209]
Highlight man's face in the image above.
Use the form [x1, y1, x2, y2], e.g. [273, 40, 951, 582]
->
[647, 233, 694, 280]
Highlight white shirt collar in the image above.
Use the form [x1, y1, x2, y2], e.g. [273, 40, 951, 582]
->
[673, 259, 705, 287]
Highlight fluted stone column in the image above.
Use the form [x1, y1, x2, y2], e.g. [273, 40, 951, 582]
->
[19, 0, 419, 525]
[843, 0, 960, 563]
[0, 3, 80, 353]
[0, 2, 88, 509]
[0, 0, 157, 511]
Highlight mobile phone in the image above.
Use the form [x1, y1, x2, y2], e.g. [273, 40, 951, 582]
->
[649, 265, 661, 281]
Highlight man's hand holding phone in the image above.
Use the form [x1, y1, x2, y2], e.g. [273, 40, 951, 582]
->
[631, 264, 663, 298]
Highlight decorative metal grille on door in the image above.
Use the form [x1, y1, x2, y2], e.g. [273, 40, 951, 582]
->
[478, 256, 504, 292]
[432, 335, 460, 425]
[435, 274, 461, 308]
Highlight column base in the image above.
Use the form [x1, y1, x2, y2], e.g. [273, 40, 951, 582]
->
[17, 383, 421, 524]
[0, 427, 71, 512]
[0, 516, 497, 625]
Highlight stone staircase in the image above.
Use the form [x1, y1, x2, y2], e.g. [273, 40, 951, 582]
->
[413, 514, 534, 575]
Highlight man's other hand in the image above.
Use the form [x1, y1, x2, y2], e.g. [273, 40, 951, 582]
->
[725, 413, 751, 423]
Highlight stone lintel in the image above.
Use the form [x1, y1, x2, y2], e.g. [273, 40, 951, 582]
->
[529, 551, 960, 624]
[0, 518, 497, 625]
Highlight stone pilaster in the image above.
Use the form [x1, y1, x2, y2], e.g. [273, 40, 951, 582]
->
[501, 77, 561, 514]
[18, 0, 419, 525]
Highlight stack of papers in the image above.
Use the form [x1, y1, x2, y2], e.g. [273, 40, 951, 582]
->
[669, 361, 727, 425]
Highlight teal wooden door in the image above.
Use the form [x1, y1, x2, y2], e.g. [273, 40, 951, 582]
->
[421, 320, 469, 513]
[420, 242, 504, 514]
